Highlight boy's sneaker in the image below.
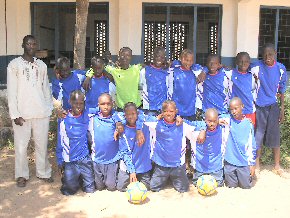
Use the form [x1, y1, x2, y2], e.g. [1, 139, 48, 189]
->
[38, 176, 54, 183]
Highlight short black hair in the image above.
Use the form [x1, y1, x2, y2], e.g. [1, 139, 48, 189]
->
[180, 49, 194, 59]
[55, 57, 70, 70]
[162, 100, 176, 112]
[70, 90, 85, 101]
[262, 43, 276, 52]
[91, 56, 104, 66]
[119, 47, 132, 54]
[236, 52, 250, 61]
[207, 54, 221, 63]
[153, 46, 165, 55]
[123, 102, 137, 112]
[23, 35, 36, 44]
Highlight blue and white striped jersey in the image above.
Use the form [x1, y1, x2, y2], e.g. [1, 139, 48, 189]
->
[144, 118, 206, 167]
[56, 110, 90, 165]
[140, 65, 170, 111]
[251, 60, 288, 107]
[191, 125, 229, 173]
[85, 75, 116, 109]
[222, 114, 257, 166]
[119, 125, 152, 174]
[88, 111, 121, 164]
[52, 70, 85, 110]
[197, 68, 230, 114]
[226, 68, 257, 114]
[168, 64, 203, 116]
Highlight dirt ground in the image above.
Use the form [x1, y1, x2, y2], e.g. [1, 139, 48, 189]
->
[1, 147, 290, 218]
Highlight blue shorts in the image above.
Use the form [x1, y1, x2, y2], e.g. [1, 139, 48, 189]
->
[61, 156, 95, 195]
[93, 161, 118, 191]
[192, 169, 224, 187]
[116, 170, 151, 192]
[224, 161, 252, 189]
[142, 109, 160, 116]
[255, 103, 280, 148]
[150, 164, 189, 193]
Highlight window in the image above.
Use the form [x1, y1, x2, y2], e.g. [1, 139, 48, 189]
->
[31, 2, 109, 68]
[143, 4, 221, 66]
[259, 7, 290, 70]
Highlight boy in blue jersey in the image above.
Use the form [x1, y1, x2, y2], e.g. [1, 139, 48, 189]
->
[56, 90, 95, 195]
[85, 57, 116, 109]
[170, 49, 204, 120]
[141, 100, 206, 193]
[191, 108, 229, 187]
[117, 102, 152, 191]
[251, 43, 288, 178]
[140, 47, 169, 115]
[88, 93, 122, 191]
[197, 54, 230, 115]
[52, 57, 85, 114]
[223, 97, 257, 188]
[226, 52, 257, 126]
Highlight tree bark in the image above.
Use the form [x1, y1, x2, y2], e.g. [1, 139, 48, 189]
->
[73, 0, 89, 69]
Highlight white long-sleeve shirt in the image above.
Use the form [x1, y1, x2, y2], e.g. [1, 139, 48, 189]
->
[7, 57, 53, 120]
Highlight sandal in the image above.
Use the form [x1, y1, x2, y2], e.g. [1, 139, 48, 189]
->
[16, 177, 27, 187]
[38, 177, 54, 183]
[272, 168, 289, 179]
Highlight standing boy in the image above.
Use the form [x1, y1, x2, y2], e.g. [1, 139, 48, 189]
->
[7, 35, 53, 187]
[198, 54, 230, 115]
[251, 43, 288, 177]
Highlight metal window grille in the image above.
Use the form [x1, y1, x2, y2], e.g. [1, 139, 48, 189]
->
[143, 22, 188, 62]
[95, 20, 107, 57]
[259, 7, 290, 70]
[209, 22, 218, 54]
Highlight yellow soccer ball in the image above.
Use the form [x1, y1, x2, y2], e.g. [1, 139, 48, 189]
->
[196, 175, 218, 196]
[126, 181, 148, 204]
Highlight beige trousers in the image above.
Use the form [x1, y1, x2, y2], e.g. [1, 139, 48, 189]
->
[13, 117, 52, 180]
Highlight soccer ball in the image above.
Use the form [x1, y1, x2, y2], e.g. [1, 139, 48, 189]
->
[126, 181, 148, 204]
[196, 175, 218, 196]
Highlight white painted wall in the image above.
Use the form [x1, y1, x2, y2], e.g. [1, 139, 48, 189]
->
[236, 0, 290, 58]
[1, 0, 290, 58]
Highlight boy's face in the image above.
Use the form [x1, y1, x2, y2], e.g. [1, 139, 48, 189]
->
[162, 104, 177, 123]
[125, 107, 138, 127]
[98, 95, 113, 117]
[92, 60, 104, 77]
[70, 95, 85, 116]
[263, 47, 276, 66]
[57, 63, 71, 79]
[153, 51, 166, 68]
[205, 113, 219, 131]
[207, 57, 220, 74]
[119, 49, 132, 69]
[180, 54, 194, 70]
[236, 55, 250, 72]
[229, 100, 244, 120]
[22, 38, 37, 57]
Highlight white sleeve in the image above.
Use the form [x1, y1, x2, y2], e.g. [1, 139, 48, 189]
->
[167, 68, 174, 100]
[7, 60, 21, 119]
[109, 82, 116, 105]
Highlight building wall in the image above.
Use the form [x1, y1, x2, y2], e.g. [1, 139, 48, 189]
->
[1, 0, 290, 83]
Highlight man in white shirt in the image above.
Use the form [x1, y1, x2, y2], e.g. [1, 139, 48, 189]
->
[7, 35, 53, 187]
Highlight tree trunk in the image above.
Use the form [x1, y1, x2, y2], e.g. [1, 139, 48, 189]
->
[73, 0, 89, 69]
